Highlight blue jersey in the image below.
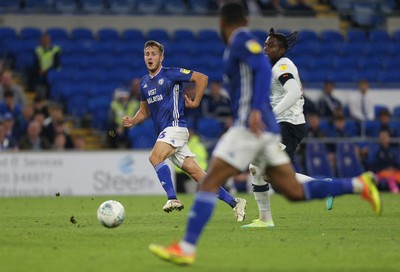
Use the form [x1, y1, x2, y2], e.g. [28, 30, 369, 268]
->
[140, 67, 193, 134]
[223, 28, 280, 134]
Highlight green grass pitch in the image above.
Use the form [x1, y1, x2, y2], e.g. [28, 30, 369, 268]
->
[1, 193, 399, 272]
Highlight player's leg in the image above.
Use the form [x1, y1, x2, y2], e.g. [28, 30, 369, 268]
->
[149, 141, 181, 212]
[179, 151, 247, 221]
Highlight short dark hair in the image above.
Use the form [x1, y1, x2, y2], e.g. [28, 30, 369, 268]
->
[144, 40, 164, 55]
[220, 2, 247, 25]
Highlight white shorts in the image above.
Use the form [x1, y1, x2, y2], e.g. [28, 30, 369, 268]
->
[212, 126, 290, 172]
[157, 126, 195, 168]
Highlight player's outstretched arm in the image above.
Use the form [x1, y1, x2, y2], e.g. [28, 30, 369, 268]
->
[122, 101, 150, 128]
[185, 71, 208, 108]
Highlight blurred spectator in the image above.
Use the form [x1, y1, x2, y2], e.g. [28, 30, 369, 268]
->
[175, 125, 208, 193]
[19, 120, 52, 150]
[201, 80, 232, 129]
[108, 88, 139, 149]
[305, 112, 326, 138]
[2, 112, 20, 143]
[367, 129, 400, 193]
[303, 94, 317, 116]
[317, 81, 342, 118]
[377, 108, 399, 138]
[53, 133, 67, 151]
[348, 79, 374, 121]
[52, 120, 74, 149]
[284, 0, 316, 16]
[73, 135, 86, 150]
[14, 102, 34, 140]
[33, 96, 49, 117]
[28, 33, 61, 98]
[42, 103, 66, 144]
[0, 118, 18, 151]
[242, 0, 283, 15]
[129, 78, 141, 101]
[0, 89, 22, 119]
[0, 70, 27, 105]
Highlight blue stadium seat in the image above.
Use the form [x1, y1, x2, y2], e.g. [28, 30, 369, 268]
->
[23, 0, 54, 12]
[136, 0, 162, 14]
[147, 28, 170, 42]
[189, 0, 211, 14]
[197, 117, 223, 155]
[71, 28, 94, 41]
[122, 28, 145, 41]
[14, 52, 35, 71]
[393, 105, 400, 119]
[330, 68, 354, 83]
[81, 0, 106, 13]
[0, 27, 17, 41]
[369, 29, 391, 43]
[173, 29, 195, 42]
[108, 0, 136, 14]
[128, 119, 157, 149]
[46, 27, 69, 42]
[0, 0, 21, 12]
[374, 105, 390, 119]
[20, 27, 42, 41]
[353, 68, 379, 82]
[363, 120, 381, 137]
[335, 142, 364, 178]
[346, 30, 368, 43]
[54, 0, 79, 13]
[305, 142, 333, 178]
[97, 28, 120, 41]
[320, 30, 344, 43]
[320, 42, 343, 56]
[297, 29, 319, 43]
[163, 0, 187, 14]
[66, 94, 89, 117]
[197, 29, 220, 42]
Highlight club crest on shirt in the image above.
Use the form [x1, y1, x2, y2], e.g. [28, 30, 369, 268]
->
[158, 78, 164, 85]
[279, 64, 287, 71]
[245, 40, 262, 54]
[180, 68, 191, 74]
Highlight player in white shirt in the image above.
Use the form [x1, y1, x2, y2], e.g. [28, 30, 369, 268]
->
[243, 28, 333, 228]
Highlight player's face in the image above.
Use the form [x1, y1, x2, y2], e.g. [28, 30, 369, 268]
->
[144, 46, 164, 74]
[264, 37, 284, 63]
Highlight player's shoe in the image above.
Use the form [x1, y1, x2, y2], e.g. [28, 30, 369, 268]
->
[241, 219, 275, 228]
[233, 198, 247, 221]
[163, 199, 184, 213]
[149, 242, 195, 265]
[358, 171, 382, 216]
[326, 196, 334, 211]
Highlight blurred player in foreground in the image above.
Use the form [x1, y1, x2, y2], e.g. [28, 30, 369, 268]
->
[149, 2, 382, 266]
[243, 28, 334, 228]
[122, 40, 247, 220]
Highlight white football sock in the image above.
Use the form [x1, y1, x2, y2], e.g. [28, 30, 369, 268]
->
[179, 240, 196, 255]
[249, 164, 273, 222]
[351, 177, 364, 193]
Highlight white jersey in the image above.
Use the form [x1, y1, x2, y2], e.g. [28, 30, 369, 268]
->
[270, 57, 305, 125]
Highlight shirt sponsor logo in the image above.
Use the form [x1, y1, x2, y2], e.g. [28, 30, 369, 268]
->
[245, 40, 262, 54]
[158, 78, 164, 85]
[180, 68, 191, 74]
[279, 64, 287, 71]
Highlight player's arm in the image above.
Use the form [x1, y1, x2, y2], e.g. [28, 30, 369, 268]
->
[122, 101, 150, 128]
[272, 69, 302, 115]
[185, 71, 208, 108]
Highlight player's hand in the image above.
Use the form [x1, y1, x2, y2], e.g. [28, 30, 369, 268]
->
[122, 116, 134, 128]
[184, 95, 199, 108]
[248, 110, 265, 136]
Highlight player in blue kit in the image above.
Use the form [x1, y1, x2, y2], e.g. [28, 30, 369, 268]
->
[122, 40, 247, 220]
[149, 3, 381, 265]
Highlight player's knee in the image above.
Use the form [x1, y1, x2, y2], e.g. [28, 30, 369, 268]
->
[281, 186, 304, 201]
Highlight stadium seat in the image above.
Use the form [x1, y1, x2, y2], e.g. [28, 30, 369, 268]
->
[108, 0, 136, 14]
[81, 0, 106, 13]
[136, 0, 162, 14]
[97, 28, 120, 41]
[197, 117, 224, 155]
[363, 120, 381, 137]
[54, 0, 79, 13]
[197, 29, 220, 42]
[297, 29, 319, 43]
[0, 27, 17, 41]
[71, 28, 94, 41]
[369, 29, 391, 43]
[46, 27, 69, 42]
[23, 0, 54, 12]
[66, 93, 89, 117]
[14, 52, 35, 71]
[393, 106, 400, 119]
[173, 29, 195, 42]
[346, 30, 368, 43]
[320, 30, 344, 43]
[0, 0, 21, 12]
[305, 142, 333, 178]
[122, 28, 145, 42]
[20, 27, 42, 41]
[147, 28, 170, 42]
[189, 0, 211, 14]
[335, 142, 364, 178]
[163, 0, 187, 14]
[374, 105, 390, 119]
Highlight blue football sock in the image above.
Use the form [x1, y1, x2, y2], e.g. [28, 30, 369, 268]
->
[154, 162, 176, 200]
[303, 178, 353, 200]
[184, 191, 217, 245]
[217, 187, 237, 208]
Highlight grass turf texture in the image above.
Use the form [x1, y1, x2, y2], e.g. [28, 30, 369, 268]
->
[1, 193, 399, 272]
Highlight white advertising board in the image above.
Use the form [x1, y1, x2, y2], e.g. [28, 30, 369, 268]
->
[0, 151, 174, 197]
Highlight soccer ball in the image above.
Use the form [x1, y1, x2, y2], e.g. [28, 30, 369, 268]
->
[97, 200, 125, 228]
